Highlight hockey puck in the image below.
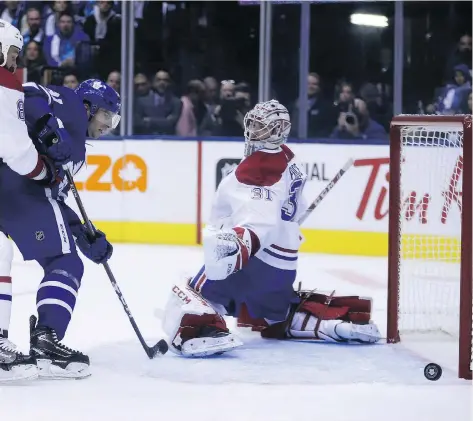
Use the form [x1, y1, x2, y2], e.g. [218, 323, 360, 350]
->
[424, 363, 442, 381]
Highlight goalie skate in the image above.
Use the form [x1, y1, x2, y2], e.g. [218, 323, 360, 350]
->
[0, 336, 38, 383]
[29, 316, 90, 380]
[334, 321, 381, 344]
[179, 327, 243, 357]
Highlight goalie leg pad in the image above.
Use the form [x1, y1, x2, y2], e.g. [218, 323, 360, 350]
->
[260, 290, 380, 343]
[162, 283, 243, 357]
[288, 312, 381, 343]
[297, 291, 372, 324]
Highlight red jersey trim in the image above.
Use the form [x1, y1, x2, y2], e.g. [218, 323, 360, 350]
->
[235, 145, 295, 187]
[25, 155, 45, 179]
[0, 66, 23, 92]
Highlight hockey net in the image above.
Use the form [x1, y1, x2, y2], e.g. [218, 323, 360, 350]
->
[387, 115, 472, 380]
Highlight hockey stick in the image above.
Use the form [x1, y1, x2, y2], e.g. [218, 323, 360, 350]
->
[64, 169, 169, 359]
[297, 158, 354, 225]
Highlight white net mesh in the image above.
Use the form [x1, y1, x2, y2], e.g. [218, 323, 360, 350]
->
[398, 125, 463, 337]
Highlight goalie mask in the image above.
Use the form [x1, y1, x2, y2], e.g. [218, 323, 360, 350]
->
[243, 99, 291, 157]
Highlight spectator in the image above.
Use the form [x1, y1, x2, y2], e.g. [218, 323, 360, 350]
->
[134, 73, 150, 97]
[83, 0, 121, 79]
[333, 81, 366, 122]
[359, 82, 393, 132]
[203, 76, 220, 114]
[23, 40, 46, 84]
[176, 79, 206, 137]
[445, 34, 472, 82]
[199, 79, 236, 136]
[106, 70, 121, 92]
[334, 81, 357, 112]
[22, 7, 44, 45]
[331, 100, 386, 140]
[44, 1, 71, 37]
[63, 72, 79, 90]
[199, 76, 221, 136]
[43, 11, 89, 68]
[133, 70, 182, 135]
[0, 1, 23, 28]
[234, 82, 252, 129]
[331, 80, 386, 140]
[458, 90, 472, 114]
[435, 64, 472, 115]
[76, 1, 96, 19]
[356, 100, 387, 139]
[220, 80, 235, 99]
[217, 82, 252, 136]
[291, 73, 336, 138]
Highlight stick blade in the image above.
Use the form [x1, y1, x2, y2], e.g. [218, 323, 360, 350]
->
[148, 339, 169, 359]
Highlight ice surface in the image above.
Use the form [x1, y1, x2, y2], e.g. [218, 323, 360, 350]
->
[2, 244, 471, 421]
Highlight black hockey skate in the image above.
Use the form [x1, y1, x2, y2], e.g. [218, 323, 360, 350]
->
[29, 315, 90, 379]
[0, 331, 38, 382]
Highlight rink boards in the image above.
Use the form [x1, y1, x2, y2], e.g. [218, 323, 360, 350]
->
[65, 138, 462, 258]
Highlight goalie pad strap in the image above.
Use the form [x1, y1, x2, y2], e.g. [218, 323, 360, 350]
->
[311, 290, 335, 339]
[299, 292, 372, 324]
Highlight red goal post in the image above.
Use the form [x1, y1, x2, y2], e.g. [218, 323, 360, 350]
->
[387, 114, 472, 380]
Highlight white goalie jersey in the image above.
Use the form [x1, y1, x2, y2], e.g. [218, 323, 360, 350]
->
[204, 144, 307, 274]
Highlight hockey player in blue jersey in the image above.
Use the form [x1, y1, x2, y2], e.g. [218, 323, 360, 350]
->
[0, 79, 120, 381]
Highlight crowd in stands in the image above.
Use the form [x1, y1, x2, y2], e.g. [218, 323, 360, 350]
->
[2, 1, 471, 140]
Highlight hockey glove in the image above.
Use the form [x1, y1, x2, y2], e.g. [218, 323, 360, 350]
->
[72, 224, 113, 264]
[36, 114, 73, 164]
[36, 155, 64, 186]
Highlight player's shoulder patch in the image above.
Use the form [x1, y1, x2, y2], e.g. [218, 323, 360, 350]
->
[0, 66, 23, 93]
[235, 145, 295, 187]
[16, 98, 25, 121]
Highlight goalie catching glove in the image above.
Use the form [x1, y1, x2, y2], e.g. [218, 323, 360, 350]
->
[203, 226, 259, 280]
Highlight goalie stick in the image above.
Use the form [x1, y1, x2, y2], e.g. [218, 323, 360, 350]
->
[297, 158, 354, 225]
[64, 168, 168, 359]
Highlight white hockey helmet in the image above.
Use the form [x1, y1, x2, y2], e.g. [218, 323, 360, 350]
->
[0, 19, 23, 67]
[243, 99, 291, 157]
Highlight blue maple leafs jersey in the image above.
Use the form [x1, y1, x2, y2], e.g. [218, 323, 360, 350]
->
[23, 82, 89, 173]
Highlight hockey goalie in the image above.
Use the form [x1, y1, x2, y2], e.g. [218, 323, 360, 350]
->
[162, 99, 381, 357]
